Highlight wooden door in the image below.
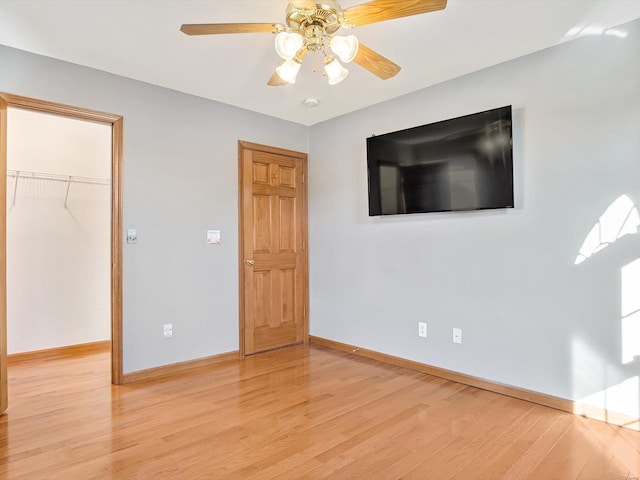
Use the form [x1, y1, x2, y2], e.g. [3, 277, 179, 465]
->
[239, 141, 308, 355]
[0, 97, 7, 413]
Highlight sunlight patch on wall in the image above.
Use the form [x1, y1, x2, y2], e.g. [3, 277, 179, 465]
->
[571, 337, 605, 399]
[579, 376, 639, 420]
[575, 195, 639, 265]
[622, 258, 640, 364]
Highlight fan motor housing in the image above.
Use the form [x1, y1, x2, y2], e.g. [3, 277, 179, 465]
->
[285, 1, 344, 36]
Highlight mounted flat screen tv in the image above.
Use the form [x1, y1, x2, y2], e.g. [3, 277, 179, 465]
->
[367, 105, 514, 216]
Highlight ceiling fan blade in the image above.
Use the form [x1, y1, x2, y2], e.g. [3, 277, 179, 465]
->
[290, 0, 316, 10]
[180, 23, 281, 35]
[344, 0, 447, 27]
[268, 62, 289, 87]
[353, 43, 401, 80]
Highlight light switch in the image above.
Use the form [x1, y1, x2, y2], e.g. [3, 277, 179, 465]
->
[127, 229, 137, 244]
[207, 230, 221, 244]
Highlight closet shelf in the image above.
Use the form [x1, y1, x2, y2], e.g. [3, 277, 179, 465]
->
[7, 169, 110, 186]
[7, 169, 111, 208]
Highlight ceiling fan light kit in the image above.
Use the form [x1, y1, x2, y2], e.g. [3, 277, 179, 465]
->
[275, 31, 305, 60]
[323, 55, 349, 85]
[276, 58, 303, 84]
[329, 35, 359, 63]
[180, 0, 448, 87]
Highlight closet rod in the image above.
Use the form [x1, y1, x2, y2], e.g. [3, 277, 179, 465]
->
[7, 169, 111, 186]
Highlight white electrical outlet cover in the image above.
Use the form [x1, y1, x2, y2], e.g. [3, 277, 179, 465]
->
[453, 328, 462, 344]
[418, 322, 427, 338]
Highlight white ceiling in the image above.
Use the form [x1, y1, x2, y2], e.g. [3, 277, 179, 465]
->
[1, 0, 639, 126]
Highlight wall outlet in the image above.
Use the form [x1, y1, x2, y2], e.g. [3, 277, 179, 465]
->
[163, 323, 173, 338]
[453, 327, 462, 344]
[126, 228, 137, 244]
[418, 322, 427, 338]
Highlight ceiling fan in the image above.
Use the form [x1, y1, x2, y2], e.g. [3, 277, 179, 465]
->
[181, 0, 447, 86]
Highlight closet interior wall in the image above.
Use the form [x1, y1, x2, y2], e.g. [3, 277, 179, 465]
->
[6, 107, 111, 354]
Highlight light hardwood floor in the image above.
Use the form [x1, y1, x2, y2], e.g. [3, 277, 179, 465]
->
[1, 344, 639, 479]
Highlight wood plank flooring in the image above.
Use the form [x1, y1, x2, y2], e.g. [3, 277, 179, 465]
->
[1, 344, 639, 479]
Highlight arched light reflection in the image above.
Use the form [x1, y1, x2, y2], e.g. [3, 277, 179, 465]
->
[575, 195, 639, 265]
[565, 25, 628, 39]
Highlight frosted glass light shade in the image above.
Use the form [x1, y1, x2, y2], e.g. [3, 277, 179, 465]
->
[276, 58, 302, 84]
[324, 56, 348, 85]
[275, 32, 304, 60]
[329, 35, 359, 63]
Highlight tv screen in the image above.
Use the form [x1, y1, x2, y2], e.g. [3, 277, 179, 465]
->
[367, 106, 514, 216]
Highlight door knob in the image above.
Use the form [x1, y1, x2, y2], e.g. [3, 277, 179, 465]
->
[245, 259, 255, 266]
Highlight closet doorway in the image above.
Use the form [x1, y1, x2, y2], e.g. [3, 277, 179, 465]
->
[0, 94, 123, 413]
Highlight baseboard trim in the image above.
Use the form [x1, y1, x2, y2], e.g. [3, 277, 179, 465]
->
[309, 336, 639, 431]
[8, 340, 111, 365]
[122, 351, 239, 384]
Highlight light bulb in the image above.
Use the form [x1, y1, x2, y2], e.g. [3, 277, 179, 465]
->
[324, 56, 349, 85]
[276, 58, 302, 84]
[329, 35, 359, 63]
[275, 32, 304, 60]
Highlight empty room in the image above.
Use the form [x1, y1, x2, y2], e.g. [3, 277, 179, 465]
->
[0, 0, 639, 478]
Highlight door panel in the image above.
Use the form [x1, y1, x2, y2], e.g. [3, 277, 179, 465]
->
[253, 195, 272, 252]
[239, 142, 307, 355]
[279, 197, 296, 252]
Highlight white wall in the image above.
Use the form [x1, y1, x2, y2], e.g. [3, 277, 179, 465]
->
[309, 19, 640, 417]
[6, 108, 111, 354]
[0, 45, 309, 373]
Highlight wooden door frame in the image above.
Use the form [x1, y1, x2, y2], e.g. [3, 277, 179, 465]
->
[237, 140, 308, 357]
[0, 93, 124, 385]
[0, 96, 7, 412]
